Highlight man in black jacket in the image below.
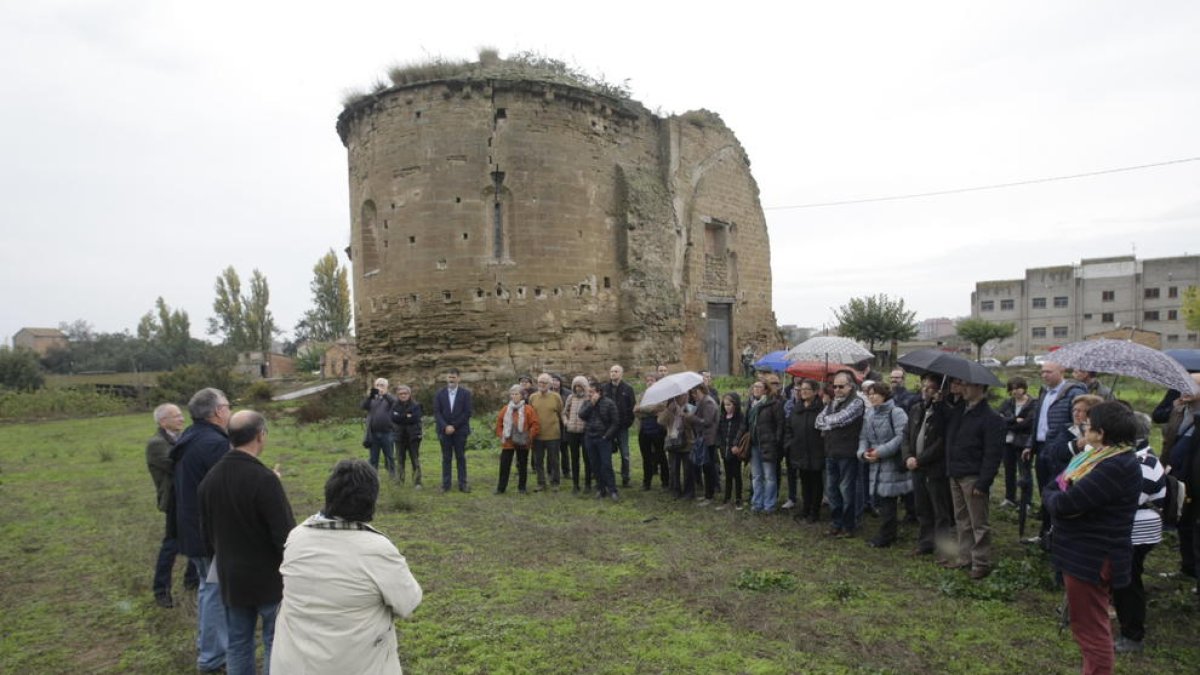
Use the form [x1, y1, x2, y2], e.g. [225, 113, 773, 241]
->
[199, 410, 295, 675]
[902, 375, 954, 557]
[171, 387, 233, 673]
[1023, 361, 1087, 544]
[944, 382, 1005, 579]
[602, 364, 637, 488]
[581, 379, 621, 500]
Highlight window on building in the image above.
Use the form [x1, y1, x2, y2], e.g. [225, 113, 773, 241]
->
[1168, 286, 1178, 299]
[1144, 287, 1160, 299]
[1053, 296, 1068, 308]
[1101, 313, 1114, 323]
[1032, 297, 1047, 309]
[1000, 299, 1014, 311]
[1053, 326, 1069, 338]
[1167, 334, 1180, 343]
[1144, 310, 1160, 321]
[1189, 333, 1198, 342]
[980, 300, 994, 312]
[1032, 327, 1047, 339]
[1168, 309, 1179, 321]
[1083, 313, 1093, 320]
[1101, 290, 1115, 302]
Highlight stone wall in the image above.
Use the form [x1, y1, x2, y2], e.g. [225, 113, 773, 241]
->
[337, 76, 777, 392]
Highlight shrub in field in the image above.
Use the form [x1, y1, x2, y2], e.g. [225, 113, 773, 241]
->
[156, 363, 245, 406]
[245, 380, 274, 402]
[0, 387, 129, 420]
[0, 347, 45, 392]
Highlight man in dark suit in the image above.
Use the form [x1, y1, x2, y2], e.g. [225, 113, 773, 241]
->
[199, 410, 295, 675]
[146, 403, 198, 608]
[434, 368, 473, 492]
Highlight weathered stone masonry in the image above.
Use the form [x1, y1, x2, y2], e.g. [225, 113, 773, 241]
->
[337, 74, 777, 388]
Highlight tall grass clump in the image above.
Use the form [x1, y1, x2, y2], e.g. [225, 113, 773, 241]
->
[0, 388, 130, 420]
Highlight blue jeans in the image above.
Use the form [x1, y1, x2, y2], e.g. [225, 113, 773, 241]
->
[367, 431, 396, 476]
[749, 446, 778, 512]
[226, 602, 279, 675]
[613, 427, 631, 485]
[189, 556, 228, 671]
[440, 432, 469, 489]
[586, 435, 616, 495]
[825, 457, 860, 532]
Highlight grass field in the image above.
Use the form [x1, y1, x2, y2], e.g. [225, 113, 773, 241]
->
[1, 398, 1197, 673]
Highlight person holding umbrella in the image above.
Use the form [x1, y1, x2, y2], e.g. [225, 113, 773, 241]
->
[903, 374, 955, 558]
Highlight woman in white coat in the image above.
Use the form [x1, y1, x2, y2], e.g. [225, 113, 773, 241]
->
[271, 459, 423, 674]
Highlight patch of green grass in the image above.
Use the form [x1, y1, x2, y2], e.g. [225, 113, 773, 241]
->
[4, 409, 1200, 673]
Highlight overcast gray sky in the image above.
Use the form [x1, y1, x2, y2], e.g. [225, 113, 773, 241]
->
[3, 0, 1198, 346]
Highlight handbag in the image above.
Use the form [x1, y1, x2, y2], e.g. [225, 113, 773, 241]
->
[733, 432, 752, 462]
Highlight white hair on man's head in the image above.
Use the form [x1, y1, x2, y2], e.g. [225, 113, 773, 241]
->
[509, 384, 524, 394]
[374, 377, 388, 388]
[153, 403, 177, 424]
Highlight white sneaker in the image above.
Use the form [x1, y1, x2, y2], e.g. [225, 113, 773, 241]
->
[781, 499, 796, 510]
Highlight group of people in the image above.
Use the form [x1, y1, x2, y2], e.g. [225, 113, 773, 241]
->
[146, 388, 422, 674]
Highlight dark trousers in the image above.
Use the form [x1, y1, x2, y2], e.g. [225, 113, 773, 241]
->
[613, 428, 631, 485]
[798, 469, 824, 520]
[638, 430, 668, 488]
[722, 448, 743, 504]
[586, 435, 616, 495]
[785, 457, 798, 502]
[396, 434, 422, 485]
[668, 450, 689, 497]
[1113, 543, 1155, 642]
[701, 447, 720, 499]
[440, 432, 468, 490]
[532, 438, 561, 487]
[496, 447, 529, 493]
[368, 430, 396, 477]
[873, 494, 900, 545]
[564, 431, 586, 489]
[153, 510, 198, 596]
[1002, 443, 1022, 502]
[559, 441, 572, 479]
[913, 468, 954, 553]
[1034, 442, 1054, 538]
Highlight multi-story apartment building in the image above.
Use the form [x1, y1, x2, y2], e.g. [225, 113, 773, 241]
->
[971, 255, 1200, 357]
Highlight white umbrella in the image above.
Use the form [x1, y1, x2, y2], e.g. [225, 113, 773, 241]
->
[783, 336, 873, 365]
[639, 371, 703, 407]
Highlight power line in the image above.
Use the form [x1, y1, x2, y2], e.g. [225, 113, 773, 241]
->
[765, 155, 1200, 211]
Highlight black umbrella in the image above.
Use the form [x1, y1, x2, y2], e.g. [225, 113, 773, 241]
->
[897, 349, 1003, 387]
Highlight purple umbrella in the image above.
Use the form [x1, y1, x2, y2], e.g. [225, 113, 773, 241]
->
[1046, 339, 1199, 395]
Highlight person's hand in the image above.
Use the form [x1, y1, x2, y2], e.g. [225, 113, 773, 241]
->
[273, 463, 282, 478]
[972, 488, 987, 498]
[905, 457, 918, 471]
[445, 424, 456, 435]
[1021, 448, 1032, 462]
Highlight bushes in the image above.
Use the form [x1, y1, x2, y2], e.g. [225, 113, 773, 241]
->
[0, 387, 130, 420]
[0, 347, 44, 392]
[245, 380, 274, 402]
[156, 363, 245, 406]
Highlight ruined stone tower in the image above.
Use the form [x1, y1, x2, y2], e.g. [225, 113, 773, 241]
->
[336, 58, 777, 386]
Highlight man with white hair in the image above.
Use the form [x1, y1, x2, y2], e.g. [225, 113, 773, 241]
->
[361, 377, 398, 478]
[146, 402, 198, 608]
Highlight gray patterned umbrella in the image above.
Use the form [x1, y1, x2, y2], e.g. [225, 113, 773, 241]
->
[783, 336, 873, 365]
[1045, 339, 1200, 394]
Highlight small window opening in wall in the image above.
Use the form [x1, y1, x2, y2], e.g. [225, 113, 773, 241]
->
[516, 287, 526, 299]
[578, 284, 591, 295]
[383, 219, 388, 228]
[534, 287, 543, 298]
[494, 108, 506, 121]
[442, 291, 452, 302]
[409, 294, 419, 303]
[462, 232, 469, 240]
[408, 236, 416, 244]
[436, 258, 447, 270]
[391, 202, 395, 209]
[475, 288, 485, 299]
[496, 284, 504, 297]
[415, 111, 421, 119]
[383, 240, 388, 248]
[455, 196, 461, 203]
[553, 287, 561, 297]
[603, 277, 611, 289]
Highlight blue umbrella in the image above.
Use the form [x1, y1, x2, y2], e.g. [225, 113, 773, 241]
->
[752, 350, 792, 372]
[1165, 349, 1200, 373]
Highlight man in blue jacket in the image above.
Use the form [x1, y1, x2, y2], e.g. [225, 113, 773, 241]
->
[434, 368, 473, 492]
[1023, 361, 1086, 545]
[170, 387, 233, 673]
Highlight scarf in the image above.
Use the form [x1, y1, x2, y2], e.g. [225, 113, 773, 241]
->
[1058, 443, 1133, 489]
[301, 512, 385, 537]
[502, 400, 526, 440]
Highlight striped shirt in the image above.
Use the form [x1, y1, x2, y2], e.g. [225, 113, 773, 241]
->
[1131, 446, 1167, 546]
